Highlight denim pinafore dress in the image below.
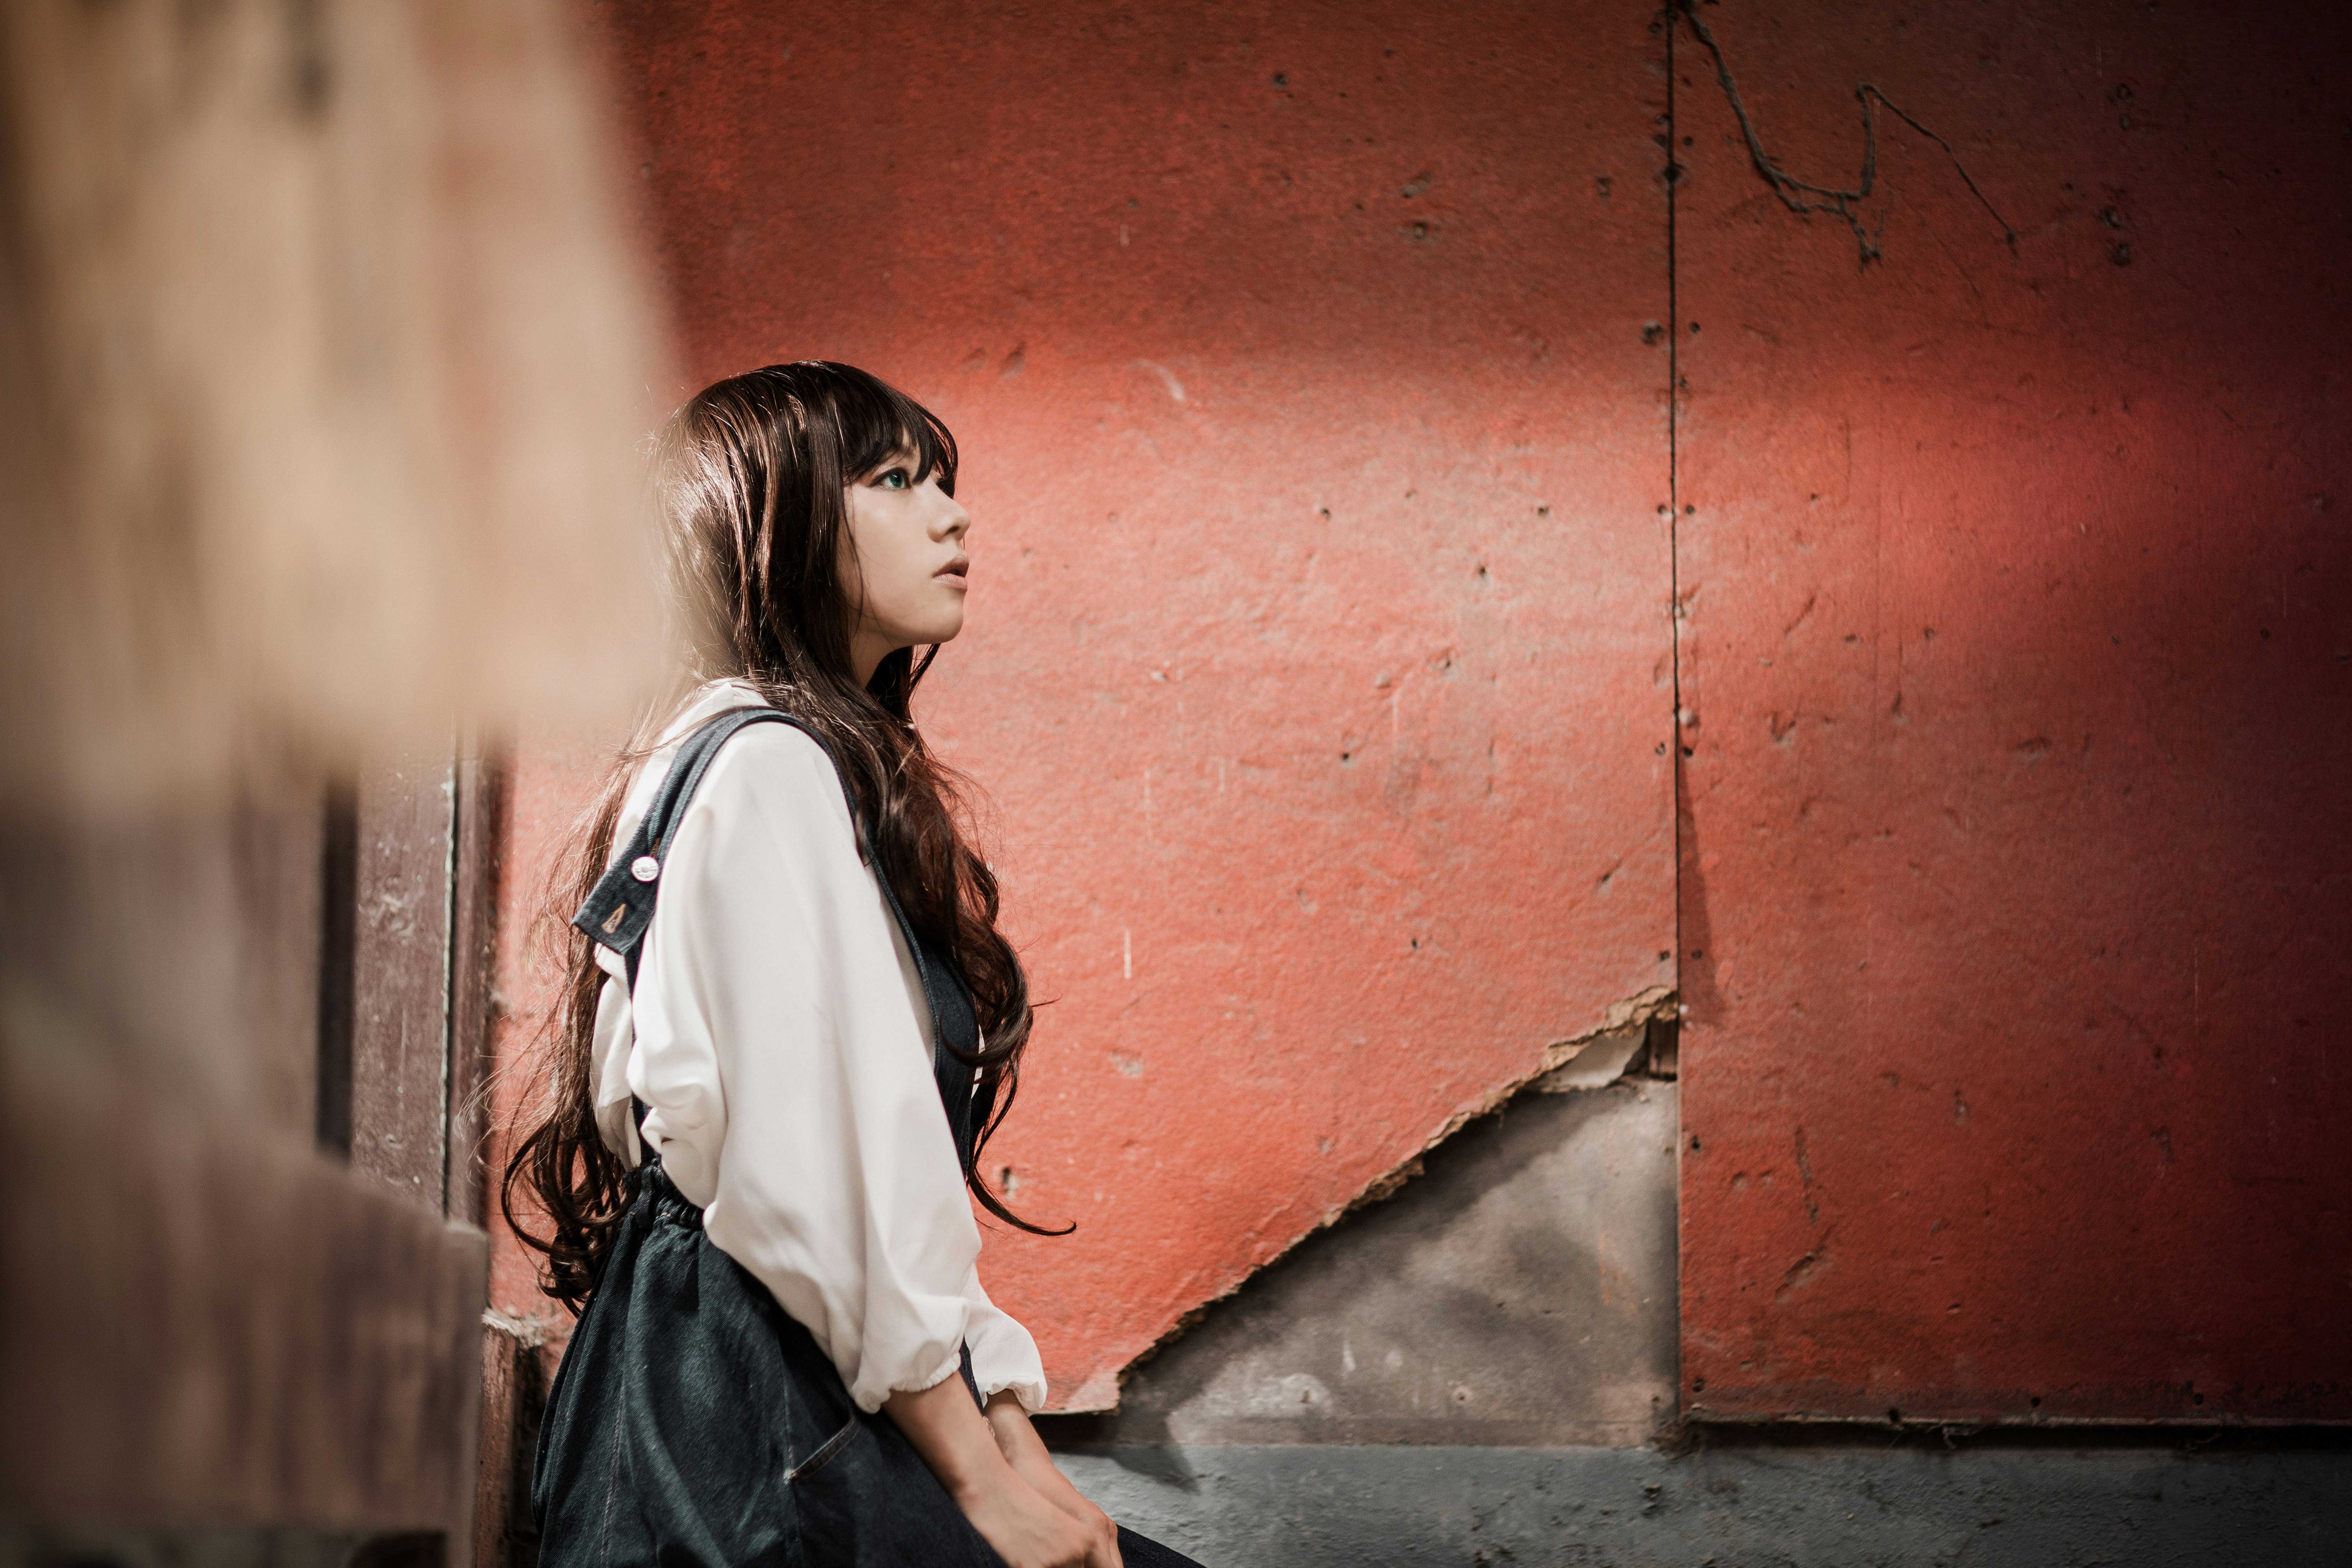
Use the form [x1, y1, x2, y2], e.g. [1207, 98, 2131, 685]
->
[531, 710, 1005, 1568]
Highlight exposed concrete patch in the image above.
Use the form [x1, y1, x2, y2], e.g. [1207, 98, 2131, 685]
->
[1051, 1075, 1680, 1446]
[1103, 989, 1679, 1409]
[1533, 1021, 1652, 1092]
[1059, 1442, 2352, 1568]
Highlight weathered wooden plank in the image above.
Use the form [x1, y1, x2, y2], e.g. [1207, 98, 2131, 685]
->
[1, 1041, 487, 1533]
[473, 1316, 547, 1568]
[446, 738, 510, 1227]
[350, 748, 457, 1210]
[317, 781, 360, 1156]
[230, 778, 329, 1141]
[0, 0, 663, 1549]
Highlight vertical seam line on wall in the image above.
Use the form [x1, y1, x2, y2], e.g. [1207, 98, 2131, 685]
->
[1663, 0, 1687, 1420]
[1665, 5, 1682, 1002]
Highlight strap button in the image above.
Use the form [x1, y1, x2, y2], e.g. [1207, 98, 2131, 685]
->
[630, 855, 661, 882]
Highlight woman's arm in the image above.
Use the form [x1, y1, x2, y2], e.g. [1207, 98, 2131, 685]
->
[636, 727, 986, 1409]
[640, 726, 1105, 1559]
[883, 1378, 1114, 1568]
[961, 1269, 1051, 1416]
[983, 1391, 1122, 1564]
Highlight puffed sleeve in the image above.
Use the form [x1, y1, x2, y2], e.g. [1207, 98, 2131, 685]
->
[626, 723, 979, 1412]
[963, 1267, 1049, 1412]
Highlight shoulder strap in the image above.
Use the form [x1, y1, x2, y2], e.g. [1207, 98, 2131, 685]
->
[571, 707, 988, 1173]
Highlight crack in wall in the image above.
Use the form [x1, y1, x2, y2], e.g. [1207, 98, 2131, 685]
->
[1793, 1124, 1822, 1226]
[1673, 0, 2016, 263]
[1665, 0, 1686, 1093]
[1665, 0, 1693, 1433]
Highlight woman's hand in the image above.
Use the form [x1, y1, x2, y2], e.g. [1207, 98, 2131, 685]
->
[956, 1473, 1102, 1568]
[882, 1375, 1099, 1568]
[985, 1392, 1123, 1568]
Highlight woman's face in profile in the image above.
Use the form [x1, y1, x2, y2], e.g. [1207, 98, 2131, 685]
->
[841, 442, 972, 677]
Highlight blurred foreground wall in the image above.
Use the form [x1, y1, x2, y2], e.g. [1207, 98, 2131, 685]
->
[0, 0, 662, 1562]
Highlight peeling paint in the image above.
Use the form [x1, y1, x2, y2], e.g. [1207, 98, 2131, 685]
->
[1332, 987, 1677, 1231]
[1533, 1024, 1650, 1093]
[1108, 988, 1679, 1407]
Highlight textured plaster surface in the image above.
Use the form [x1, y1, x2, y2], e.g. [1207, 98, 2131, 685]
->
[1671, 0, 2352, 1421]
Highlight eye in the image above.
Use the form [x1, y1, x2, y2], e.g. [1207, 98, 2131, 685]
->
[878, 467, 911, 490]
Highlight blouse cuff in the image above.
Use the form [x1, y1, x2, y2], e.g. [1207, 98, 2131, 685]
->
[976, 1371, 1049, 1414]
[866, 1343, 969, 1413]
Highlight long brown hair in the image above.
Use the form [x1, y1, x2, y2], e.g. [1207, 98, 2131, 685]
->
[504, 361, 1056, 1312]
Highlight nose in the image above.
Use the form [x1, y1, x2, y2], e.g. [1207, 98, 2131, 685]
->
[935, 490, 971, 540]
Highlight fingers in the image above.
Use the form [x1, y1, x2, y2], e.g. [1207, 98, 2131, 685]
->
[953, 1479, 1064, 1568]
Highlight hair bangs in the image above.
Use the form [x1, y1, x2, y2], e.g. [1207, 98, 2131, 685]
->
[817, 361, 960, 497]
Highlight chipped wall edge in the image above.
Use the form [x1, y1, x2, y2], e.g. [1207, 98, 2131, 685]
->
[1095, 986, 1681, 1409]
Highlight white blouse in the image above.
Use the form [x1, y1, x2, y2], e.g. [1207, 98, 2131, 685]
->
[588, 680, 1048, 1414]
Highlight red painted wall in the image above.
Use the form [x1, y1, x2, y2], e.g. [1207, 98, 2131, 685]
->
[504, 0, 1677, 1408]
[1674, 1, 2352, 1421]
[486, 0, 2351, 1424]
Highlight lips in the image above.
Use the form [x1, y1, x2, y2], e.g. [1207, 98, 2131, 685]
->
[937, 555, 970, 585]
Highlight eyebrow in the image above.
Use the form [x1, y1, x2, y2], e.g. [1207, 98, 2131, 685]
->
[857, 448, 919, 484]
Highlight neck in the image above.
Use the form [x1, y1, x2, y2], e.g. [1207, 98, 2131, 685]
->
[850, 630, 899, 688]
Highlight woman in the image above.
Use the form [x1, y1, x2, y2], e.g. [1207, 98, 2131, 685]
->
[506, 362, 1197, 1568]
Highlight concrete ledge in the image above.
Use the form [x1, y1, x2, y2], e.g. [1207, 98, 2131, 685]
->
[1056, 1441, 2352, 1567]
